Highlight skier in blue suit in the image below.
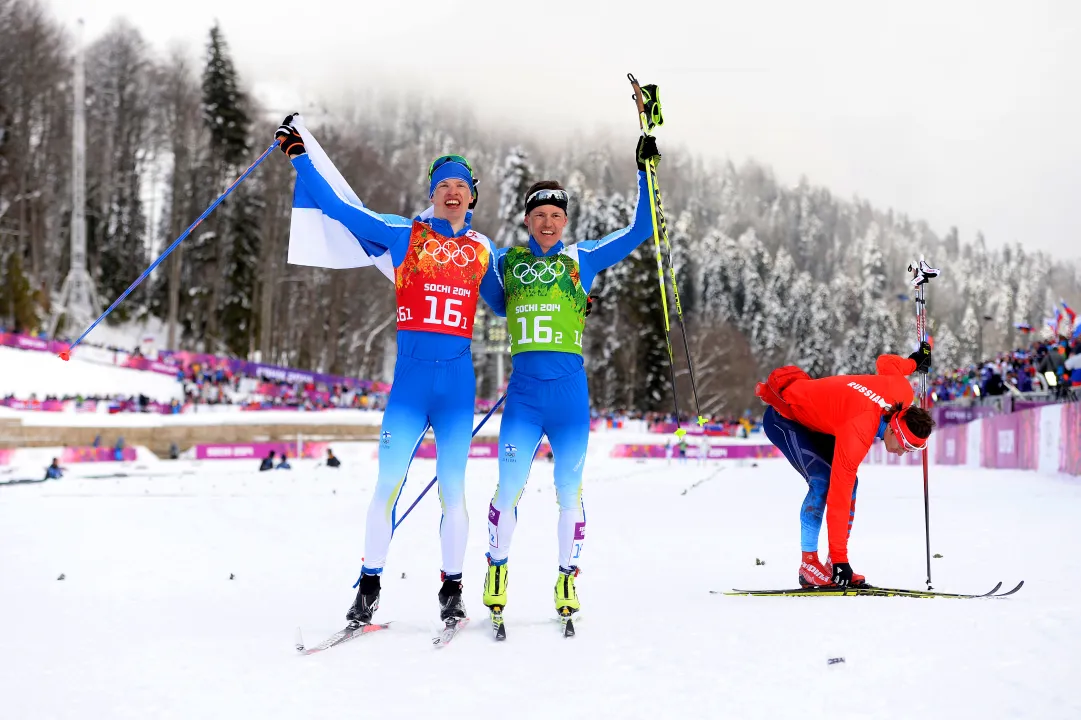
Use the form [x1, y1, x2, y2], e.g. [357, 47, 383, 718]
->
[276, 118, 504, 626]
[481, 136, 662, 623]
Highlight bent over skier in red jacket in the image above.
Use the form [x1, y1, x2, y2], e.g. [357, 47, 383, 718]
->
[757, 347, 936, 588]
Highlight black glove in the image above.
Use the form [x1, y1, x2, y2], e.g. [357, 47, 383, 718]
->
[908, 341, 932, 373]
[831, 562, 854, 587]
[636, 134, 661, 172]
[584, 295, 595, 317]
[911, 259, 941, 287]
[275, 114, 305, 157]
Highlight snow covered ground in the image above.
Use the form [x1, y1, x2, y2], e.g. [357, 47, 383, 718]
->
[1, 446, 1077, 719]
[0, 346, 183, 402]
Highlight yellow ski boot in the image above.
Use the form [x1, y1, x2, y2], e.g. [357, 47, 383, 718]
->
[483, 555, 509, 608]
[483, 555, 508, 641]
[555, 567, 580, 637]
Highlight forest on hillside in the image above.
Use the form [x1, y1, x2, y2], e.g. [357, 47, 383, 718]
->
[3, 0, 1078, 414]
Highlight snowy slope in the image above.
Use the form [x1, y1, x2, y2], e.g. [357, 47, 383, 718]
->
[0, 449, 1075, 720]
[70, 316, 170, 355]
[0, 346, 183, 402]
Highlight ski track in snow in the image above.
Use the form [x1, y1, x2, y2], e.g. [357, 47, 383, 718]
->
[1, 447, 1079, 720]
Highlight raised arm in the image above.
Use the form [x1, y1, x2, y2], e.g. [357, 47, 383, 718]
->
[291, 154, 411, 258]
[877, 341, 933, 376]
[276, 118, 412, 259]
[875, 354, 917, 376]
[574, 137, 663, 292]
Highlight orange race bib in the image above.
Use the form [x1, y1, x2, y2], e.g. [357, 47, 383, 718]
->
[394, 221, 490, 339]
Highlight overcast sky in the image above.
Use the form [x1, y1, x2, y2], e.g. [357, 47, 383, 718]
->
[49, 0, 1081, 257]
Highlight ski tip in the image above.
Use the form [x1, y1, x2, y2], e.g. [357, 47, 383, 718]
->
[294, 627, 305, 653]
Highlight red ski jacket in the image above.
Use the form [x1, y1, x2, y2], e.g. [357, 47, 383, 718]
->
[756, 355, 917, 563]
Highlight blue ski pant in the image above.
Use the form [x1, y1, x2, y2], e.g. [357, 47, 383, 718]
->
[762, 406, 858, 554]
[487, 369, 590, 570]
[362, 352, 475, 577]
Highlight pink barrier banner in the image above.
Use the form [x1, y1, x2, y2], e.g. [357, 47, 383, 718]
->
[0, 449, 14, 466]
[980, 410, 1038, 470]
[0, 399, 103, 412]
[194, 442, 328, 460]
[934, 423, 968, 466]
[1063, 403, 1081, 475]
[609, 443, 780, 460]
[649, 422, 706, 436]
[410, 441, 553, 460]
[0, 332, 67, 354]
[122, 357, 180, 376]
[932, 405, 998, 427]
[105, 400, 183, 415]
[161, 350, 390, 393]
[647, 421, 740, 437]
[0, 399, 64, 411]
[60, 447, 138, 463]
[867, 404, 1078, 476]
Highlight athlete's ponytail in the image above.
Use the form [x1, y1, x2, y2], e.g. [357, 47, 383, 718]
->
[884, 402, 936, 440]
[902, 406, 936, 440]
[883, 402, 905, 423]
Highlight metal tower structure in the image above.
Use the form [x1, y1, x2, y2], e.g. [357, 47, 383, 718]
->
[49, 19, 100, 340]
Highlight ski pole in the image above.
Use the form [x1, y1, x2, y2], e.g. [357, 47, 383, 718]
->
[909, 256, 939, 590]
[628, 73, 685, 436]
[391, 392, 507, 532]
[627, 73, 707, 434]
[652, 161, 707, 426]
[919, 279, 932, 590]
[57, 139, 281, 360]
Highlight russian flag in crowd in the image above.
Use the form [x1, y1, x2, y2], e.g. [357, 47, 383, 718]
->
[1062, 299, 1077, 327]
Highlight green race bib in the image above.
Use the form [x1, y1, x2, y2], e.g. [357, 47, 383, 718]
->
[504, 247, 587, 355]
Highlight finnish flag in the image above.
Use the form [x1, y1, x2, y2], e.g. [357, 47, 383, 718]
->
[285, 114, 395, 281]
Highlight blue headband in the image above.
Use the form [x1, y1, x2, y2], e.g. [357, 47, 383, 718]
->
[429, 161, 474, 199]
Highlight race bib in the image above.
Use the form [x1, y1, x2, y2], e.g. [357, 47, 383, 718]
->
[395, 222, 490, 339]
[503, 247, 587, 355]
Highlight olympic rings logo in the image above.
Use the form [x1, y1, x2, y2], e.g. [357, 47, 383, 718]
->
[421, 238, 477, 267]
[513, 259, 566, 285]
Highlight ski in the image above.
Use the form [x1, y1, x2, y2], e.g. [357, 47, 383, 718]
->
[489, 607, 506, 641]
[992, 580, 1025, 596]
[432, 617, 470, 648]
[714, 580, 1022, 599]
[857, 581, 1007, 598]
[295, 621, 391, 655]
[559, 608, 576, 638]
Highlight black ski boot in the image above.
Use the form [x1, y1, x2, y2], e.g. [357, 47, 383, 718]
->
[438, 575, 467, 622]
[346, 573, 380, 626]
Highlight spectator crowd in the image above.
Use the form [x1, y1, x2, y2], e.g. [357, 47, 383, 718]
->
[931, 335, 1081, 403]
